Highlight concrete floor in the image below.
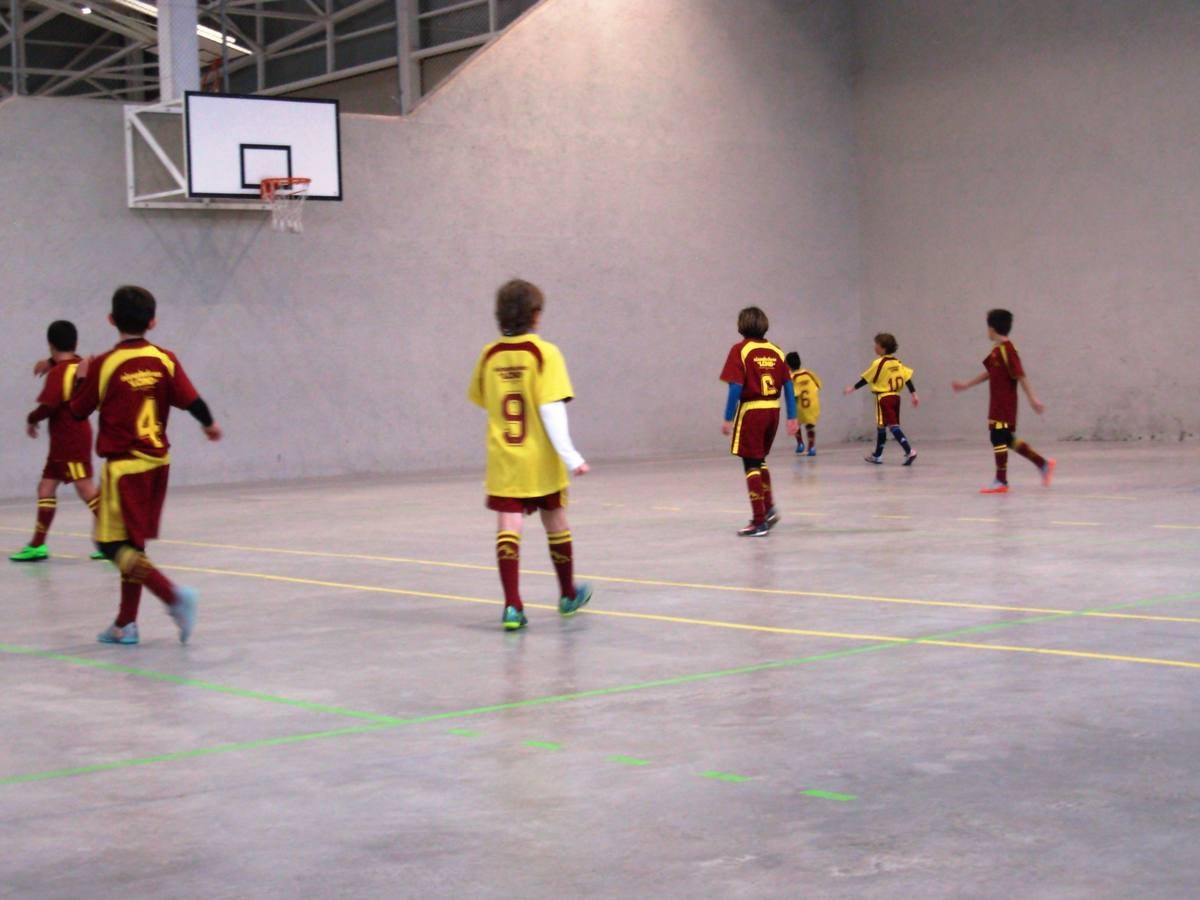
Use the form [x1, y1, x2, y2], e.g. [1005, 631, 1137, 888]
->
[1, 440, 1198, 899]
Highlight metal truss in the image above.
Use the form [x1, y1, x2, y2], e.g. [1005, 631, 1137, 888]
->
[2, 0, 536, 109]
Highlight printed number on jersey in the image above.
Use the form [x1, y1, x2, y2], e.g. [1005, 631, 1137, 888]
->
[136, 398, 164, 448]
[502, 392, 526, 445]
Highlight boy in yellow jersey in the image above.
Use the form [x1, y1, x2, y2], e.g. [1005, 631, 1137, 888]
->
[468, 279, 592, 631]
[785, 351, 821, 457]
[844, 332, 919, 465]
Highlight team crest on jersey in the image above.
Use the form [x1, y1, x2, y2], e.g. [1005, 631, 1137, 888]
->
[496, 366, 526, 381]
[121, 368, 164, 391]
[753, 355, 777, 369]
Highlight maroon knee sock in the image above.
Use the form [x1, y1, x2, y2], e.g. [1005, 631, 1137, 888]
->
[496, 531, 522, 610]
[116, 579, 143, 627]
[547, 530, 575, 598]
[1013, 440, 1046, 470]
[745, 468, 766, 524]
[30, 498, 56, 547]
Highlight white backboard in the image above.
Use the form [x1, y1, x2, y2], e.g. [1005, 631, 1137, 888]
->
[184, 92, 342, 200]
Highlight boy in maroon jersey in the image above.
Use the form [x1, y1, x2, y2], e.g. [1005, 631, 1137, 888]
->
[69, 286, 222, 645]
[10, 321, 106, 562]
[720, 307, 798, 537]
[952, 308, 1055, 494]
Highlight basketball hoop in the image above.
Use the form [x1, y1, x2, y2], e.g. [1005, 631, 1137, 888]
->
[260, 177, 311, 233]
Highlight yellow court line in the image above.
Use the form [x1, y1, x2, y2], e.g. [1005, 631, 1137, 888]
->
[917, 640, 1200, 670]
[875, 514, 912, 520]
[650, 506, 682, 512]
[151, 562, 1200, 671]
[1155, 524, 1200, 531]
[1075, 494, 1138, 502]
[957, 517, 1000, 523]
[1050, 521, 1101, 527]
[15, 526, 1200, 626]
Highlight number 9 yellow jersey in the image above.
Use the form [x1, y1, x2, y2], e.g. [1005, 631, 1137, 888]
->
[469, 334, 575, 498]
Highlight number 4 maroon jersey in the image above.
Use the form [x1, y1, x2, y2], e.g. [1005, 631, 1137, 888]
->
[69, 338, 200, 459]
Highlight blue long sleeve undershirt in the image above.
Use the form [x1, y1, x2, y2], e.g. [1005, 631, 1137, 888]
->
[724, 380, 797, 420]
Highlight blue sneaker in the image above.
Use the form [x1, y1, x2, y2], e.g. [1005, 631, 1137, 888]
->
[97, 622, 139, 645]
[807, 448, 817, 457]
[502, 605, 528, 631]
[559, 583, 593, 617]
[794, 443, 806, 455]
[169, 586, 198, 644]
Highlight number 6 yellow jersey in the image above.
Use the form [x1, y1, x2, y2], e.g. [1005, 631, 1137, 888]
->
[790, 369, 822, 424]
[469, 333, 575, 498]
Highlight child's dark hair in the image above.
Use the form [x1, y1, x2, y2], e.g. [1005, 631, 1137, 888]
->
[987, 308, 1013, 336]
[496, 279, 544, 335]
[112, 285, 156, 335]
[46, 320, 78, 353]
[874, 332, 898, 355]
[785, 351, 801, 370]
[737, 306, 768, 340]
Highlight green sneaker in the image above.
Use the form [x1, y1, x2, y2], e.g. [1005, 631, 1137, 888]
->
[559, 583, 593, 617]
[89, 550, 107, 560]
[9, 544, 48, 562]
[502, 605, 528, 631]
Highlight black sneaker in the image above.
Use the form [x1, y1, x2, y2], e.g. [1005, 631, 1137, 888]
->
[765, 507, 780, 529]
[737, 521, 769, 537]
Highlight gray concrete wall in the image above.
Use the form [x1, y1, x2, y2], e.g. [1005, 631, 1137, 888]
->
[855, 0, 1200, 443]
[0, 0, 864, 498]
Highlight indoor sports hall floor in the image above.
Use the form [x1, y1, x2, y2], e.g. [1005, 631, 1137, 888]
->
[2, 441, 1198, 898]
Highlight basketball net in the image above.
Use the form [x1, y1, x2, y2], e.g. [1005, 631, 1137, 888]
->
[260, 177, 311, 233]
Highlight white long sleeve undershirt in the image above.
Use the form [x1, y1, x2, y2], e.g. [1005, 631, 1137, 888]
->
[538, 400, 585, 471]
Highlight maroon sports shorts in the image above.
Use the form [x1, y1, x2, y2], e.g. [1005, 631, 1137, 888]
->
[875, 394, 901, 427]
[98, 461, 170, 548]
[487, 491, 567, 515]
[731, 406, 779, 459]
[42, 457, 93, 483]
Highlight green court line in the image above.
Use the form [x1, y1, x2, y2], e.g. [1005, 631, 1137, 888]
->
[0, 643, 404, 724]
[802, 789, 856, 802]
[524, 741, 562, 751]
[0, 723, 390, 785]
[701, 771, 751, 783]
[4, 589, 1199, 787]
[447, 728, 479, 737]
[608, 755, 651, 767]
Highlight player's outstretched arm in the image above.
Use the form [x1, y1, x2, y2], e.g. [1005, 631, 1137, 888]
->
[952, 372, 988, 393]
[844, 378, 867, 395]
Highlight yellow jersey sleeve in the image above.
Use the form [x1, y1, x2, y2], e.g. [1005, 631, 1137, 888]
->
[861, 357, 885, 389]
[533, 341, 574, 407]
[467, 348, 487, 408]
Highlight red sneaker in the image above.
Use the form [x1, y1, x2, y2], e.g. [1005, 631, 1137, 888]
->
[1041, 458, 1056, 487]
[979, 481, 1009, 494]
